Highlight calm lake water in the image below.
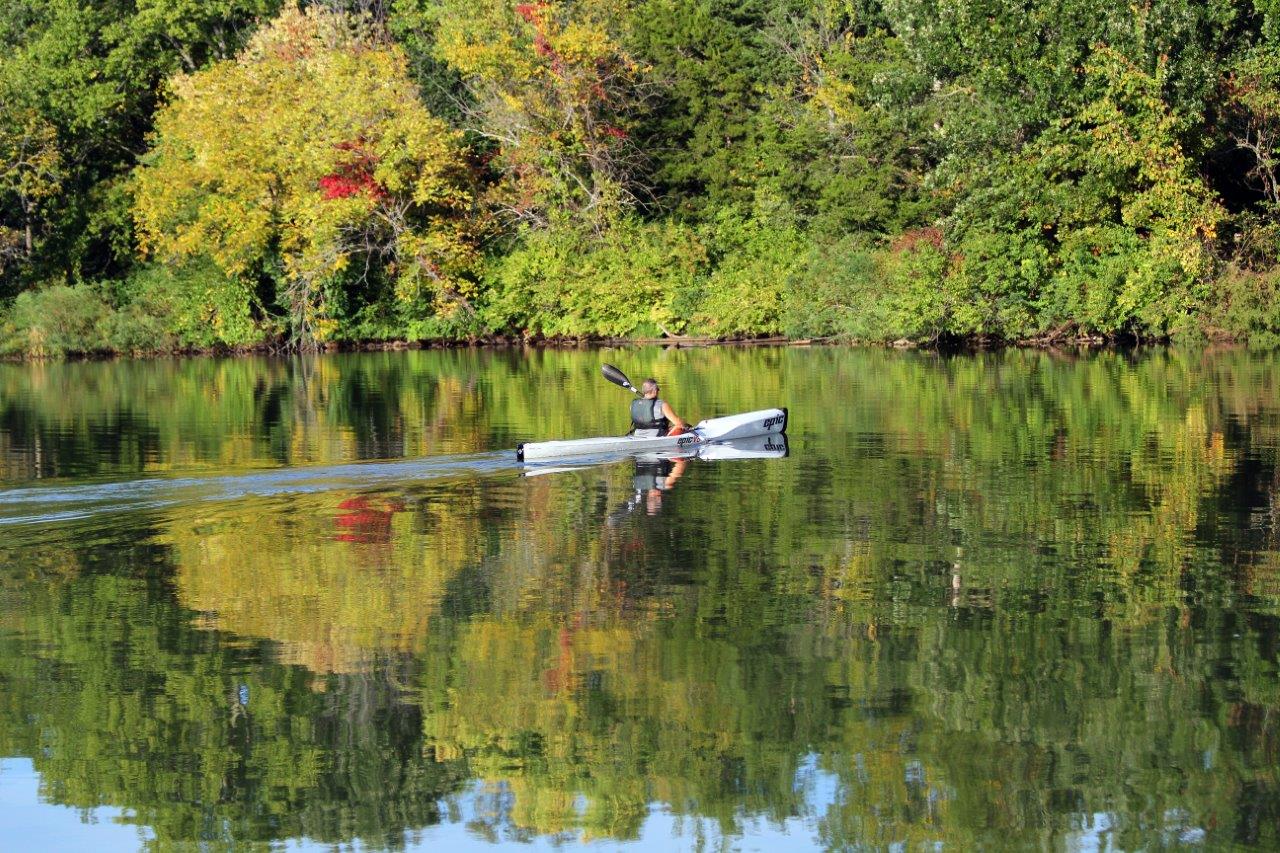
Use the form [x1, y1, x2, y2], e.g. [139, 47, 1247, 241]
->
[0, 346, 1277, 850]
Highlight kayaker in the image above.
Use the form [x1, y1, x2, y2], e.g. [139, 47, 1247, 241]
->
[630, 378, 690, 437]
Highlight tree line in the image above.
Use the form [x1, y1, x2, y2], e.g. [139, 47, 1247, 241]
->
[3, 0, 1280, 355]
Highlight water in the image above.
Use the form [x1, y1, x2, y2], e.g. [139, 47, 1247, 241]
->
[0, 346, 1277, 849]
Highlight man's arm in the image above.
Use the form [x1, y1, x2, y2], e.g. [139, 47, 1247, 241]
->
[662, 401, 689, 430]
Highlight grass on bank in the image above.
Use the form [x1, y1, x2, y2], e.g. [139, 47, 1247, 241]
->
[8, 226, 1280, 358]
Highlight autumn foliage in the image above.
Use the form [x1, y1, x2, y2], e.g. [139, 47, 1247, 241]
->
[133, 8, 475, 344]
[319, 141, 388, 200]
[11, 0, 1280, 353]
[434, 0, 648, 228]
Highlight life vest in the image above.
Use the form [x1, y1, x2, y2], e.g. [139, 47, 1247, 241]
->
[630, 397, 669, 435]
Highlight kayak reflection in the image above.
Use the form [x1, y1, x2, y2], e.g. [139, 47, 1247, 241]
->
[605, 433, 789, 523]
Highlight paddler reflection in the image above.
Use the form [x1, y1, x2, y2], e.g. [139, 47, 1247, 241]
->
[605, 433, 789, 526]
[606, 455, 686, 525]
[635, 455, 687, 515]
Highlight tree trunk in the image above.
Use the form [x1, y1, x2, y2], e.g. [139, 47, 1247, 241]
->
[20, 195, 32, 255]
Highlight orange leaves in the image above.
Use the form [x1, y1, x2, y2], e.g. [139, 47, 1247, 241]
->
[890, 227, 945, 255]
[514, 3, 548, 24]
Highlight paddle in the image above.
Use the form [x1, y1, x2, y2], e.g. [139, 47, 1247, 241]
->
[602, 363, 641, 396]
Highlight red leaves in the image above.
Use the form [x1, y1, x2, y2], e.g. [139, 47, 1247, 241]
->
[514, 2, 544, 23]
[320, 173, 378, 199]
[319, 139, 386, 200]
[600, 124, 628, 140]
[515, 2, 562, 69]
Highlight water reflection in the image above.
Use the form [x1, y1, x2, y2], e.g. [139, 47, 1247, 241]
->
[334, 495, 407, 544]
[598, 434, 789, 521]
[635, 455, 686, 515]
[0, 347, 1278, 848]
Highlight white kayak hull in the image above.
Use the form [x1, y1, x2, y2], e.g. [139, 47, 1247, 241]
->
[516, 407, 787, 462]
[521, 434, 788, 477]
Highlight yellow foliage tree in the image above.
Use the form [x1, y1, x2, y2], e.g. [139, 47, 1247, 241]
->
[133, 7, 476, 344]
[0, 108, 63, 266]
[433, 0, 648, 229]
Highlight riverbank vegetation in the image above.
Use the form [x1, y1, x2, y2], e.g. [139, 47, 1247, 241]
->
[4, 1, 1280, 355]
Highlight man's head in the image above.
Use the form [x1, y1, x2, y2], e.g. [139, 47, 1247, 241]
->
[641, 378, 659, 398]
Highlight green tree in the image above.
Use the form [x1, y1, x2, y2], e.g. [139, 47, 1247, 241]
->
[0, 0, 281, 290]
[767, 2, 940, 237]
[626, 0, 787, 214]
[881, 0, 1242, 153]
[942, 49, 1225, 339]
[133, 7, 477, 345]
[1224, 43, 1280, 207]
[0, 107, 62, 268]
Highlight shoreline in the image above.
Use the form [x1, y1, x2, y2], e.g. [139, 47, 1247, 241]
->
[0, 330, 1248, 364]
[0, 333, 791, 363]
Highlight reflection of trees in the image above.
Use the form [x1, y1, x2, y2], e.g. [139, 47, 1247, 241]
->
[420, 609, 957, 844]
[2, 348, 1280, 845]
[0, 559, 468, 849]
[164, 485, 486, 674]
[408, 348, 1280, 846]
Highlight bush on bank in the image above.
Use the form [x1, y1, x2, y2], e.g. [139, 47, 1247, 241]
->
[0, 262, 263, 358]
[7, 210, 1280, 357]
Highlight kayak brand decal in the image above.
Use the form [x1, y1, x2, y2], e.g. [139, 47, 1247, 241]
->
[762, 413, 786, 430]
[677, 435, 698, 446]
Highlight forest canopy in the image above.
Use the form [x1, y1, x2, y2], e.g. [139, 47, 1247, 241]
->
[4, 0, 1280, 354]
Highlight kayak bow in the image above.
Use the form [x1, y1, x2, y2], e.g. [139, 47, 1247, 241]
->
[516, 408, 788, 462]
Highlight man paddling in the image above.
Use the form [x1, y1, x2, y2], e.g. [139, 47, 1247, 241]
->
[630, 378, 690, 437]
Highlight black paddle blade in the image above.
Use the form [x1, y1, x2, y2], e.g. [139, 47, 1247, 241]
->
[601, 363, 637, 393]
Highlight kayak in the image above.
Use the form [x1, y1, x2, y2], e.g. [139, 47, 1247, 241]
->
[516, 408, 788, 462]
[523, 433, 789, 476]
